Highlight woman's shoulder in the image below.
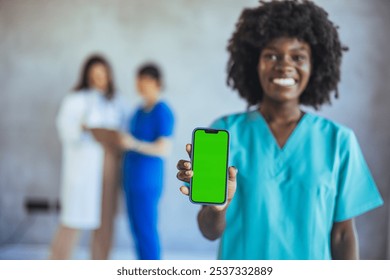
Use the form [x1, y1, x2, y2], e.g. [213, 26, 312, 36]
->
[210, 110, 257, 129]
[154, 100, 174, 115]
[155, 100, 172, 109]
[213, 110, 258, 123]
[305, 112, 355, 139]
[61, 90, 89, 105]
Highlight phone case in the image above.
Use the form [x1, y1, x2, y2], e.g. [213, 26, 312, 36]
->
[189, 127, 230, 205]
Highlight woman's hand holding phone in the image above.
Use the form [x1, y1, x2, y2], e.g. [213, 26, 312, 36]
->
[176, 143, 237, 212]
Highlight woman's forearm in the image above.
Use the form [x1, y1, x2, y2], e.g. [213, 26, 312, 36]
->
[331, 219, 359, 259]
[133, 137, 171, 157]
[121, 133, 171, 157]
[197, 206, 227, 240]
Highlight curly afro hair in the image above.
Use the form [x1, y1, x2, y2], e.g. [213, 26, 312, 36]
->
[227, 0, 348, 109]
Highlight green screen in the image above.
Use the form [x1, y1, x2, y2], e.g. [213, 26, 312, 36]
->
[190, 128, 229, 204]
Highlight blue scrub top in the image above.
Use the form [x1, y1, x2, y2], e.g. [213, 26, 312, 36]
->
[211, 110, 383, 260]
[123, 101, 174, 189]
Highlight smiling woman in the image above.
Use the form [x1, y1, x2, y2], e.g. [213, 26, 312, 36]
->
[176, 0, 383, 260]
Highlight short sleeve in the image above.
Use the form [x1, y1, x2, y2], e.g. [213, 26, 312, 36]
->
[155, 103, 174, 138]
[333, 130, 384, 222]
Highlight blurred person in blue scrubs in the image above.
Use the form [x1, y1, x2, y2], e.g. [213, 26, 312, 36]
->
[120, 63, 175, 260]
[50, 54, 129, 259]
[176, 0, 383, 259]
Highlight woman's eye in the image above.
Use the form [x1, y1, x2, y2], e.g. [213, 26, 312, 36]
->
[264, 54, 278, 61]
[292, 55, 307, 62]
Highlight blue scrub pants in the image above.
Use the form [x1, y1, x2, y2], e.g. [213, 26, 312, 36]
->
[123, 183, 162, 260]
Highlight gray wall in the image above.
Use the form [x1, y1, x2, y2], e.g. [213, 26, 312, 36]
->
[0, 0, 389, 259]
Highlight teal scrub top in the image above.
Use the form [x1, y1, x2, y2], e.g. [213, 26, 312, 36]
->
[211, 110, 383, 260]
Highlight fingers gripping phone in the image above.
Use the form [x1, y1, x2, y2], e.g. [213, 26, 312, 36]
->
[190, 128, 230, 205]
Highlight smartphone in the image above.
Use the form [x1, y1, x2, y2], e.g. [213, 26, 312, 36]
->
[190, 128, 230, 205]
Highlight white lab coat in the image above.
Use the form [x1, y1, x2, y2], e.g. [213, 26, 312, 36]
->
[56, 89, 129, 229]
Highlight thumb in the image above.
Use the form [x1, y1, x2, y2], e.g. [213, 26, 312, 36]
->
[228, 166, 238, 181]
[186, 143, 192, 158]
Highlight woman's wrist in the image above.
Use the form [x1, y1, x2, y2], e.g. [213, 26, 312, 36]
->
[210, 203, 228, 213]
[211, 197, 233, 212]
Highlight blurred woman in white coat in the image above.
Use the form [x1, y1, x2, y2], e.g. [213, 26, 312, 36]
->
[50, 54, 128, 259]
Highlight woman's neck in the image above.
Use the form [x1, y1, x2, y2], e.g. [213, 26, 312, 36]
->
[259, 100, 302, 124]
[143, 95, 160, 111]
[92, 85, 107, 95]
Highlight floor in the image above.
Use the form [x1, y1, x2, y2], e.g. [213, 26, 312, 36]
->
[0, 243, 216, 260]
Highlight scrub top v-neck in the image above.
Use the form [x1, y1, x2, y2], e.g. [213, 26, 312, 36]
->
[256, 111, 309, 178]
[211, 110, 383, 260]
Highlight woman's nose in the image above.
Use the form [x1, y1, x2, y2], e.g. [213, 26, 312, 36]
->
[275, 55, 294, 72]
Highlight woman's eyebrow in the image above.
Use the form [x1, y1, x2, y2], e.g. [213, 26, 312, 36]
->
[262, 46, 278, 51]
[290, 47, 310, 52]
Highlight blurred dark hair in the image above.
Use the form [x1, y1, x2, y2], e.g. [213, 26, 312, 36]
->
[137, 63, 163, 86]
[73, 54, 115, 99]
[227, 0, 348, 109]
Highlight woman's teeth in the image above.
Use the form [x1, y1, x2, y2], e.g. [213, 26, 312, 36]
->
[272, 78, 296, 86]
